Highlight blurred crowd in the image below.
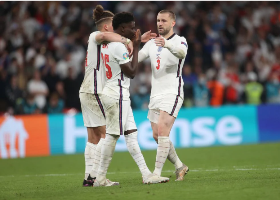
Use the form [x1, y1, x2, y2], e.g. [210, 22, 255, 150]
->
[0, 1, 280, 115]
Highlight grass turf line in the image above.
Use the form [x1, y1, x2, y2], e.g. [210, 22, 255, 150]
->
[0, 143, 279, 200]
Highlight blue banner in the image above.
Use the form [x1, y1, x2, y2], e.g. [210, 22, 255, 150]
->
[47, 105, 263, 154]
[136, 105, 259, 150]
[2, 105, 278, 158]
[48, 114, 87, 154]
[257, 104, 280, 142]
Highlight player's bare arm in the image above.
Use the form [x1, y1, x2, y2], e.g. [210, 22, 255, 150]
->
[141, 30, 157, 43]
[95, 32, 133, 56]
[120, 29, 141, 79]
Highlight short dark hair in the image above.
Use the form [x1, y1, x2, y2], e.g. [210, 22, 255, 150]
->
[159, 10, 176, 21]
[93, 5, 114, 28]
[112, 12, 134, 30]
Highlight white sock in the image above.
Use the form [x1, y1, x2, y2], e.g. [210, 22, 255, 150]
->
[90, 138, 104, 178]
[84, 142, 96, 180]
[167, 140, 183, 170]
[153, 136, 170, 176]
[125, 131, 151, 178]
[97, 134, 119, 183]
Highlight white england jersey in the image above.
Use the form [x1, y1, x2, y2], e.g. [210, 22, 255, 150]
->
[79, 31, 105, 94]
[101, 42, 130, 100]
[139, 34, 188, 98]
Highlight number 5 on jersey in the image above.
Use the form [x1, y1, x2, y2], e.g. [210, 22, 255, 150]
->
[101, 53, 112, 79]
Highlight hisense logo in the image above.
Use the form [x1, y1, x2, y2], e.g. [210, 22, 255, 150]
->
[138, 116, 243, 149]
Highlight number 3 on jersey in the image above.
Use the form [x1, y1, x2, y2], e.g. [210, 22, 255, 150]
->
[101, 53, 112, 79]
[156, 59, 160, 70]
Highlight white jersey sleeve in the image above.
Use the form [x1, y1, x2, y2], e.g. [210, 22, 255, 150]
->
[138, 40, 152, 62]
[178, 36, 188, 56]
[164, 36, 188, 59]
[112, 43, 130, 65]
[90, 32, 98, 44]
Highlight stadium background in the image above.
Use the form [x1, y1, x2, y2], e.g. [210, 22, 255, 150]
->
[0, 1, 280, 159]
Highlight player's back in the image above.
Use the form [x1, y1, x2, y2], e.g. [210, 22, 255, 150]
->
[79, 31, 105, 94]
[101, 42, 131, 100]
[145, 34, 187, 98]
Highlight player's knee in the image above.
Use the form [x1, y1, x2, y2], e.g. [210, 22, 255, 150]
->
[157, 126, 164, 136]
[162, 120, 171, 128]
[157, 124, 169, 137]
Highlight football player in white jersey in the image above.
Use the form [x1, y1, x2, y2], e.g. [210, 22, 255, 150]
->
[79, 5, 156, 186]
[138, 10, 189, 181]
[93, 12, 169, 187]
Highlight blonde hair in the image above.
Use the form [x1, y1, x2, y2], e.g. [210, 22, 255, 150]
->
[159, 10, 176, 21]
[93, 5, 114, 27]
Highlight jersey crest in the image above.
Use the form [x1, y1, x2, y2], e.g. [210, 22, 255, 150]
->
[123, 53, 129, 60]
[157, 46, 163, 52]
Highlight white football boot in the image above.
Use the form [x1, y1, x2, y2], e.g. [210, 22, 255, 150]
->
[93, 179, 120, 187]
[143, 173, 169, 184]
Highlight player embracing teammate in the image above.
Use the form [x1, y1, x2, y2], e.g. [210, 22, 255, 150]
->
[94, 12, 170, 187]
[79, 5, 189, 187]
[79, 5, 167, 187]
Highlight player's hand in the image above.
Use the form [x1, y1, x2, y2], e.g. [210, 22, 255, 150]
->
[154, 36, 165, 47]
[126, 41, 133, 57]
[141, 30, 157, 43]
[133, 29, 141, 47]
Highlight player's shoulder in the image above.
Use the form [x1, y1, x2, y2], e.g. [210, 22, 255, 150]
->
[173, 34, 188, 48]
[88, 31, 101, 45]
[110, 41, 124, 46]
[104, 42, 127, 55]
[147, 38, 155, 44]
[89, 31, 100, 38]
[108, 42, 126, 49]
[173, 34, 187, 42]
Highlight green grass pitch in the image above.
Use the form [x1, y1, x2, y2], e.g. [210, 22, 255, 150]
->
[0, 143, 279, 200]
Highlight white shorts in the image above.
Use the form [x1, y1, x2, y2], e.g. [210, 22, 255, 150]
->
[148, 94, 183, 124]
[79, 93, 106, 127]
[101, 95, 137, 136]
